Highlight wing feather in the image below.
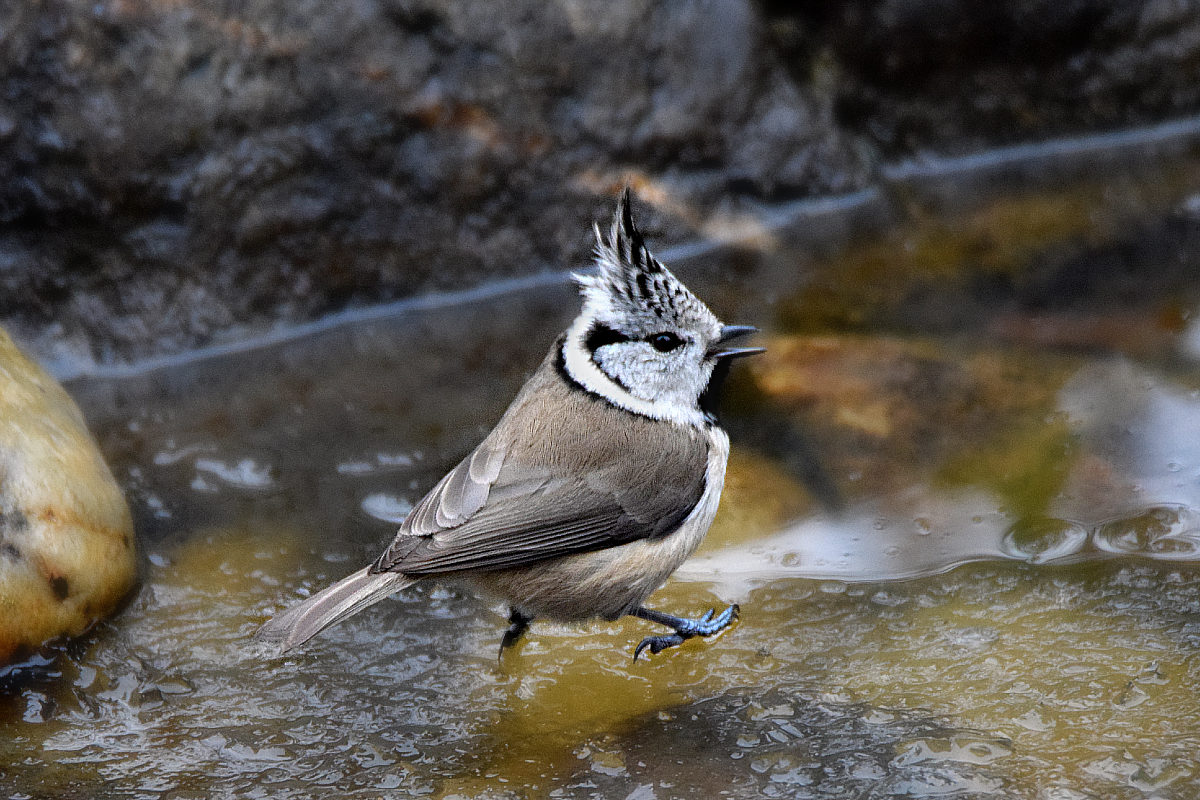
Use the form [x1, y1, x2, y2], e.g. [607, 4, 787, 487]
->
[371, 349, 710, 576]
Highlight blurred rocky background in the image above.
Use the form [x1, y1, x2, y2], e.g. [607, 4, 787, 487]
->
[3, 0, 1200, 368]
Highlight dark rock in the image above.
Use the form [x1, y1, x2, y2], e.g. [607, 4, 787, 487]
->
[1, 0, 1199, 367]
[762, 0, 1200, 155]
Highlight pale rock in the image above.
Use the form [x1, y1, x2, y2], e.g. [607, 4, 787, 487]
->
[0, 327, 136, 664]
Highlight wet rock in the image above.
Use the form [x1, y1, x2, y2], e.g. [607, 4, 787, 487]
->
[764, 0, 1200, 156]
[0, 0, 868, 369]
[0, 327, 136, 665]
[7, 0, 1199, 369]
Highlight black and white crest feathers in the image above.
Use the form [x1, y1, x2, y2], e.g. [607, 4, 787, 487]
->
[574, 189, 717, 333]
[562, 188, 727, 426]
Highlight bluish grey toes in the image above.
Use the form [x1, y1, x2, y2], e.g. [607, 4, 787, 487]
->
[631, 604, 740, 660]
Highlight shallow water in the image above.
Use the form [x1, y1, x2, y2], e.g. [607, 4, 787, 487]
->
[6, 124, 1200, 798]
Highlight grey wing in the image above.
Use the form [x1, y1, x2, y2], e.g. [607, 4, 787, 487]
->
[403, 437, 509, 536]
[370, 433, 708, 576]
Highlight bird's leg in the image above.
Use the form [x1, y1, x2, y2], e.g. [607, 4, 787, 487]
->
[631, 604, 739, 660]
[498, 608, 533, 659]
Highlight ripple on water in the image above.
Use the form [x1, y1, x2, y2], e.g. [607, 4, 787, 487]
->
[1094, 505, 1200, 560]
[686, 502, 1200, 593]
[1000, 517, 1090, 564]
[555, 689, 1011, 799]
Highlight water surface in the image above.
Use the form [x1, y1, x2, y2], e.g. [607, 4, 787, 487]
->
[5, 124, 1200, 798]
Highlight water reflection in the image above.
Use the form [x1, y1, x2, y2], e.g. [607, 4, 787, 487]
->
[684, 350, 1200, 591]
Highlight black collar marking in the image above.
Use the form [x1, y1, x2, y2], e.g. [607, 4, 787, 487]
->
[555, 336, 639, 412]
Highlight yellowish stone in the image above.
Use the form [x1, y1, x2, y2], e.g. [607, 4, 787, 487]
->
[0, 328, 137, 664]
[701, 448, 815, 552]
[748, 333, 1079, 508]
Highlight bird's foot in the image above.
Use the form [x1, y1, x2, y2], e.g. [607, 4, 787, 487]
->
[633, 632, 685, 659]
[631, 603, 739, 660]
[498, 608, 532, 661]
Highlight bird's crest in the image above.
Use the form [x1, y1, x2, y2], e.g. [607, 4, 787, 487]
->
[573, 189, 712, 331]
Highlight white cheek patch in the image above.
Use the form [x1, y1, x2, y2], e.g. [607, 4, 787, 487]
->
[562, 316, 707, 428]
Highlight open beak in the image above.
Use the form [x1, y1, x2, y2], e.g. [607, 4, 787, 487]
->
[706, 325, 765, 361]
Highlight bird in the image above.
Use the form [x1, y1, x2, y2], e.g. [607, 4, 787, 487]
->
[255, 189, 764, 661]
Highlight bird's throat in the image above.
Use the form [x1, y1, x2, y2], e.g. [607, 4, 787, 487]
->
[698, 358, 732, 425]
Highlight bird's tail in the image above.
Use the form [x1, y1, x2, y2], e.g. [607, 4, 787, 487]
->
[255, 567, 414, 653]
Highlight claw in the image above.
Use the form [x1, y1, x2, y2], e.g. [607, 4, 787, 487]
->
[630, 603, 740, 659]
[634, 633, 684, 661]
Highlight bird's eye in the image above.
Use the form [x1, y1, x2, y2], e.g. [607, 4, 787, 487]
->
[648, 332, 684, 352]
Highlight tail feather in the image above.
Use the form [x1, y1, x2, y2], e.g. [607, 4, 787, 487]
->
[255, 567, 414, 652]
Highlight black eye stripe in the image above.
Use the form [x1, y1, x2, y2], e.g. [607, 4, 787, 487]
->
[586, 323, 686, 354]
[585, 322, 632, 353]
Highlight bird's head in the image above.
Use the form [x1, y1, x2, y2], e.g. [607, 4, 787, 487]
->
[564, 189, 762, 425]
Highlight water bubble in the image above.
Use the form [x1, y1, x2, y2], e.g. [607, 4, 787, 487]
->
[861, 709, 896, 725]
[377, 451, 417, 467]
[143, 493, 171, 519]
[1013, 709, 1054, 732]
[1094, 505, 1200, 560]
[190, 474, 219, 493]
[152, 442, 212, 466]
[1037, 788, 1092, 800]
[871, 590, 907, 607]
[1180, 192, 1200, 218]
[1000, 518, 1089, 564]
[337, 451, 417, 476]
